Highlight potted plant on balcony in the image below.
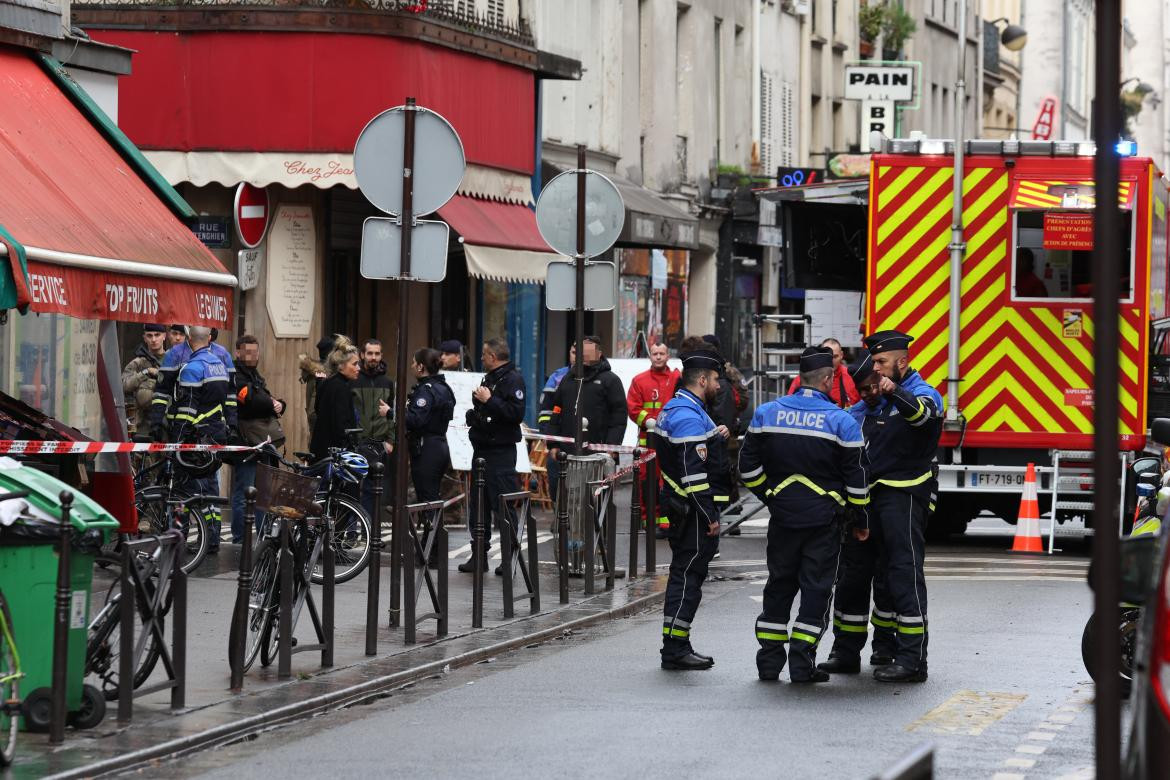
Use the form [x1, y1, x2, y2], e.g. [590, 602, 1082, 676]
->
[858, 1, 884, 58]
[881, 4, 916, 60]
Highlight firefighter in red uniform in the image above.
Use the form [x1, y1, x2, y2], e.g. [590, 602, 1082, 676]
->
[627, 341, 679, 537]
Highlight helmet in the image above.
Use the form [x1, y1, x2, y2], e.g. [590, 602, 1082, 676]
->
[174, 447, 220, 478]
[337, 451, 369, 483]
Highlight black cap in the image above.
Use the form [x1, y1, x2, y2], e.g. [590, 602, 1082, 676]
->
[680, 349, 723, 371]
[168, 324, 185, 333]
[316, 336, 334, 361]
[144, 323, 165, 333]
[439, 339, 463, 354]
[850, 351, 875, 384]
[701, 334, 722, 350]
[799, 346, 835, 373]
[863, 330, 914, 355]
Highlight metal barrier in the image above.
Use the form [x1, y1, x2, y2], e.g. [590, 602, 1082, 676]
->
[497, 491, 539, 618]
[49, 491, 74, 744]
[229, 488, 257, 691]
[872, 742, 933, 780]
[275, 513, 335, 679]
[365, 461, 385, 655]
[643, 457, 657, 572]
[554, 454, 615, 577]
[582, 480, 617, 595]
[471, 457, 486, 629]
[115, 530, 188, 723]
[628, 455, 642, 580]
[401, 499, 450, 644]
[555, 451, 570, 604]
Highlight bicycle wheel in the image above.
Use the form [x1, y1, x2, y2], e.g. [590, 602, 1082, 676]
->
[0, 594, 18, 766]
[243, 539, 279, 672]
[143, 501, 209, 575]
[311, 494, 372, 585]
[86, 555, 163, 701]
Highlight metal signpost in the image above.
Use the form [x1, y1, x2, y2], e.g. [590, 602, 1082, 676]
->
[536, 144, 624, 454]
[354, 99, 464, 630]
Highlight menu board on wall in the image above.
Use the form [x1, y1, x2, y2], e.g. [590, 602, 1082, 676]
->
[266, 204, 317, 338]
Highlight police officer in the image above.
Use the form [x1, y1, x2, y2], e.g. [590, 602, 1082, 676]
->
[651, 345, 731, 670]
[739, 347, 869, 683]
[163, 326, 234, 549]
[862, 330, 943, 683]
[819, 354, 897, 675]
[462, 337, 526, 574]
[150, 326, 237, 441]
[406, 347, 456, 568]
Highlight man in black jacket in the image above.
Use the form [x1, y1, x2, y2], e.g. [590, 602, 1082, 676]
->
[543, 336, 626, 458]
[231, 335, 285, 543]
[462, 337, 526, 573]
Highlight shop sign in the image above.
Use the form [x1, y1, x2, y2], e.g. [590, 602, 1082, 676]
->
[187, 216, 231, 249]
[266, 204, 317, 338]
[1044, 212, 1094, 251]
[827, 154, 871, 179]
[776, 167, 823, 187]
[844, 65, 915, 102]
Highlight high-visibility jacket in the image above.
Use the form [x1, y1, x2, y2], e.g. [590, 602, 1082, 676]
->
[627, 366, 680, 446]
[650, 389, 727, 526]
[151, 341, 237, 429]
[849, 369, 943, 502]
[168, 346, 231, 443]
[739, 387, 869, 529]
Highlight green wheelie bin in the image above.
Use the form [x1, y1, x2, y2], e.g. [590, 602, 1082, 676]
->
[0, 462, 119, 731]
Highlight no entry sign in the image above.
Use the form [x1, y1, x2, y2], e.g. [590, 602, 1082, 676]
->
[234, 183, 270, 249]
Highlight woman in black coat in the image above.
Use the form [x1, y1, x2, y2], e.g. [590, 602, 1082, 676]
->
[309, 338, 360, 461]
[405, 348, 456, 504]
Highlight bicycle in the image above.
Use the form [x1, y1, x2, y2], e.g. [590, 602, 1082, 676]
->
[133, 447, 229, 574]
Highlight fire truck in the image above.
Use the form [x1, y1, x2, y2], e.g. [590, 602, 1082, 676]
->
[763, 137, 1170, 539]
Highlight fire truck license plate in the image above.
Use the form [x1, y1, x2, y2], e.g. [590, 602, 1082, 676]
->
[970, 472, 1026, 487]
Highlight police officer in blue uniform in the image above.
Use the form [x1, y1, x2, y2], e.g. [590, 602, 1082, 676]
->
[819, 353, 897, 674]
[862, 330, 943, 683]
[406, 348, 456, 568]
[150, 326, 236, 440]
[651, 346, 731, 671]
[739, 347, 870, 683]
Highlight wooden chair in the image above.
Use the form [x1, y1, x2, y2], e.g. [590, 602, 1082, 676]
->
[528, 437, 553, 509]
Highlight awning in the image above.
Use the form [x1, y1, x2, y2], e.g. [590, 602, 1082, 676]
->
[437, 195, 558, 283]
[612, 176, 699, 249]
[0, 50, 235, 327]
[145, 151, 537, 205]
[1008, 178, 1137, 210]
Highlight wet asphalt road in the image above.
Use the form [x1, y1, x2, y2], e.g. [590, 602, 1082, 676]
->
[162, 516, 1099, 780]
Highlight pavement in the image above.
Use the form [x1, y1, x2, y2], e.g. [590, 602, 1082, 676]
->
[9, 495, 1104, 778]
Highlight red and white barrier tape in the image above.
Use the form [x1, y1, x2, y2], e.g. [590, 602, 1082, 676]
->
[449, 425, 646, 456]
[593, 449, 658, 495]
[0, 440, 264, 455]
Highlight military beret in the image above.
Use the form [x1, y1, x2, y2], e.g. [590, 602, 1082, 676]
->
[799, 346, 835, 373]
[681, 349, 723, 371]
[863, 330, 914, 355]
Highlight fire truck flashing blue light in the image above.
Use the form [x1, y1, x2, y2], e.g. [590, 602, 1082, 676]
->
[1116, 140, 1137, 156]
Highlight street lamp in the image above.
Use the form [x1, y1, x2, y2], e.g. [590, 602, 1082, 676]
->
[944, 9, 1028, 422]
[988, 17, 1028, 51]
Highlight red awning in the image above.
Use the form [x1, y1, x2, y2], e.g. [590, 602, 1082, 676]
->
[0, 49, 235, 327]
[437, 196, 551, 252]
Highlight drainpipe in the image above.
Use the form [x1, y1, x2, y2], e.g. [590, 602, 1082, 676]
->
[945, 0, 968, 423]
[752, 0, 761, 167]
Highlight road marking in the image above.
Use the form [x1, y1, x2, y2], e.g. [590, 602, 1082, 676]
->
[447, 533, 554, 561]
[906, 690, 1027, 736]
[926, 556, 1087, 567]
[1004, 757, 1036, 769]
[923, 566, 1086, 575]
[1024, 731, 1056, 741]
[1016, 743, 1047, 755]
[925, 576, 1083, 582]
[992, 773, 1026, 780]
[1047, 713, 1076, 724]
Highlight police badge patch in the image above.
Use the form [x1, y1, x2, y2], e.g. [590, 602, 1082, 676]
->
[515, 389, 525, 400]
[416, 397, 427, 407]
[695, 444, 708, 461]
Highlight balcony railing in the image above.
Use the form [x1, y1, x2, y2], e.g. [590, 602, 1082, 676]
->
[70, 0, 535, 46]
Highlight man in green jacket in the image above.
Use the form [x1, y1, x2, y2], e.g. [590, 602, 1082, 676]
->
[353, 339, 395, 512]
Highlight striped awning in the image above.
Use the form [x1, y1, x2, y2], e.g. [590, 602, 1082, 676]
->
[1008, 178, 1137, 210]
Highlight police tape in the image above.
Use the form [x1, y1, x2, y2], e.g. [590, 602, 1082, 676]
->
[0, 440, 265, 455]
[448, 425, 648, 456]
[595, 448, 657, 492]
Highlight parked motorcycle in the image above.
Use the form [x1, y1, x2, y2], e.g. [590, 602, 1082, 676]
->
[1081, 455, 1165, 697]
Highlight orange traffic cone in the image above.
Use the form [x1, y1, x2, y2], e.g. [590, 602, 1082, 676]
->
[1010, 462, 1045, 553]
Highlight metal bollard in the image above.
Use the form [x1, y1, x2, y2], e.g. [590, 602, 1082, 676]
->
[277, 517, 293, 679]
[606, 493, 617, 591]
[437, 523, 449, 636]
[321, 509, 335, 667]
[628, 455, 642, 580]
[230, 487, 257, 691]
[584, 484, 596, 596]
[472, 457, 486, 629]
[365, 461, 384, 655]
[556, 451, 570, 604]
[500, 495, 514, 619]
[171, 531, 188, 710]
[117, 537, 134, 723]
[388, 462, 401, 630]
[49, 491, 74, 743]
[644, 459, 657, 573]
[526, 502, 540, 614]
[404, 506, 417, 645]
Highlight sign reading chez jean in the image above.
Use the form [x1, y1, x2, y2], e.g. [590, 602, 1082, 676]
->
[187, 216, 231, 249]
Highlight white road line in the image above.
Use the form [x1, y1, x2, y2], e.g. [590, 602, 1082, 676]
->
[925, 576, 1083, 582]
[926, 556, 1088, 567]
[1004, 757, 1036, 769]
[923, 567, 1087, 575]
[1025, 731, 1057, 741]
[992, 773, 1026, 780]
[1016, 743, 1047, 755]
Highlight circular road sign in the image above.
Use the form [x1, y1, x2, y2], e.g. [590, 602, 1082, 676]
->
[535, 170, 625, 258]
[353, 105, 466, 217]
[234, 183, 270, 249]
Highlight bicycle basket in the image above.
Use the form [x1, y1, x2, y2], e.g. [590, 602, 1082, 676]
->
[254, 464, 320, 520]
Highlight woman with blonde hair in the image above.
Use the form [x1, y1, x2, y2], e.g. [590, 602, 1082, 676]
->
[309, 335, 361, 460]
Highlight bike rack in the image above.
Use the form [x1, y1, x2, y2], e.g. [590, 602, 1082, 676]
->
[401, 498, 451, 644]
[229, 488, 258, 691]
[628, 456, 642, 580]
[276, 514, 335, 679]
[497, 491, 539, 618]
[49, 491, 74, 744]
[582, 480, 617, 595]
[472, 458, 486, 629]
[644, 458, 657, 573]
[555, 451, 570, 604]
[366, 461, 385, 656]
[116, 529, 188, 724]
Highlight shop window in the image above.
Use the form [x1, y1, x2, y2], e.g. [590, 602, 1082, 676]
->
[1011, 210, 1134, 302]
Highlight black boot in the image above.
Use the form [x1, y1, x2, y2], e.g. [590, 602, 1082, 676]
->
[817, 653, 861, 674]
[457, 551, 489, 573]
[869, 652, 896, 667]
[874, 664, 928, 683]
[790, 669, 831, 683]
[661, 653, 714, 671]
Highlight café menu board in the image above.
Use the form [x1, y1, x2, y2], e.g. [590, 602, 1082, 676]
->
[267, 204, 316, 338]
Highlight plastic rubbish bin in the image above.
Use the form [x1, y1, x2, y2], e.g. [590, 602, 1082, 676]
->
[0, 460, 118, 731]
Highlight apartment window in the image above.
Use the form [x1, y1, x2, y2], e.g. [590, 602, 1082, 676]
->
[779, 81, 795, 167]
[1067, 10, 1088, 116]
[486, 0, 503, 23]
[760, 71, 774, 173]
[676, 3, 693, 183]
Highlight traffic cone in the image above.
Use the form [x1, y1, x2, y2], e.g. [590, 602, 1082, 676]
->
[1010, 462, 1044, 553]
